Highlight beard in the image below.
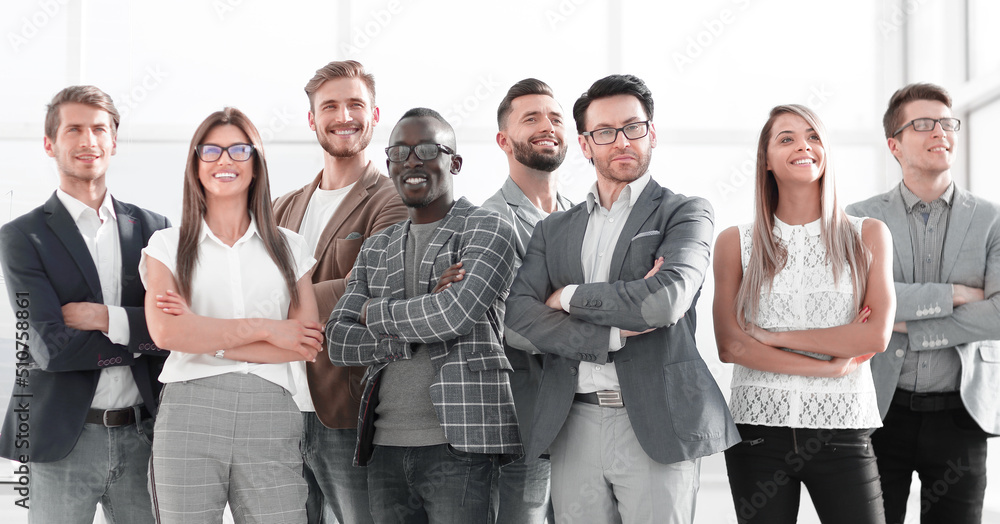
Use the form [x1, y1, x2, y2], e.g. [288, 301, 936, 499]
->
[511, 138, 567, 172]
[316, 123, 374, 158]
[593, 148, 652, 184]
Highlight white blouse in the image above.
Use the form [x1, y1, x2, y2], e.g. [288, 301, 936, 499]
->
[729, 216, 882, 429]
[139, 218, 316, 392]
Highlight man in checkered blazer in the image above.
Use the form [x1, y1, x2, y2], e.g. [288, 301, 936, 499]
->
[327, 107, 521, 522]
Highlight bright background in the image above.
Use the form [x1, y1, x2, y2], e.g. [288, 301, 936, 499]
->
[0, 1, 998, 522]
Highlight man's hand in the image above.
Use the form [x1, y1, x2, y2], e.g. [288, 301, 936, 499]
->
[622, 328, 654, 338]
[953, 284, 984, 306]
[893, 321, 907, 333]
[545, 287, 564, 310]
[644, 257, 664, 279]
[432, 262, 464, 293]
[62, 302, 110, 332]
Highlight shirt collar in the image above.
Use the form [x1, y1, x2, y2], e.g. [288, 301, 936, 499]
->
[585, 171, 651, 213]
[899, 181, 955, 212]
[56, 188, 117, 224]
[773, 215, 822, 238]
[199, 215, 260, 246]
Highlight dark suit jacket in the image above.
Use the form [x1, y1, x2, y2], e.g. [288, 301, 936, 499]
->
[0, 192, 169, 462]
[848, 184, 1000, 434]
[273, 165, 407, 429]
[506, 178, 740, 464]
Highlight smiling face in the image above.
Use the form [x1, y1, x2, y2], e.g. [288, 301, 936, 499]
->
[578, 94, 656, 185]
[44, 102, 117, 185]
[308, 77, 379, 158]
[889, 99, 956, 178]
[387, 116, 462, 223]
[766, 112, 825, 187]
[499, 94, 568, 172]
[197, 124, 254, 201]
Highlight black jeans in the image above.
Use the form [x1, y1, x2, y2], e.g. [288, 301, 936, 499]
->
[872, 392, 989, 524]
[725, 424, 885, 524]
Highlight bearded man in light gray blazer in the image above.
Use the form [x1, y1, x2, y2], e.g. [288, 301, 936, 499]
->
[505, 74, 739, 524]
[846, 83, 1000, 524]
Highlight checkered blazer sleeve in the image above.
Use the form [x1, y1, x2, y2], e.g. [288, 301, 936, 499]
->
[365, 213, 516, 344]
[326, 241, 387, 367]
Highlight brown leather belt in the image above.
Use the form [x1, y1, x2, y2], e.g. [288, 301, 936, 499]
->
[85, 405, 150, 427]
[892, 389, 963, 412]
[574, 390, 625, 408]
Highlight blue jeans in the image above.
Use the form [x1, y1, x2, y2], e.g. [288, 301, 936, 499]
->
[301, 411, 373, 524]
[492, 455, 553, 524]
[30, 412, 155, 524]
[367, 444, 495, 524]
[725, 424, 885, 524]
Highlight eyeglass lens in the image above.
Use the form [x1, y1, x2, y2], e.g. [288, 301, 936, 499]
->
[590, 122, 649, 145]
[387, 144, 447, 163]
[197, 144, 254, 162]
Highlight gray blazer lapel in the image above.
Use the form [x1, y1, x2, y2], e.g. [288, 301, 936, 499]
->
[609, 182, 660, 280]
[113, 198, 142, 295]
[941, 189, 976, 283]
[882, 190, 915, 284]
[385, 221, 408, 299]
[44, 193, 103, 300]
[563, 206, 589, 284]
[420, 200, 467, 291]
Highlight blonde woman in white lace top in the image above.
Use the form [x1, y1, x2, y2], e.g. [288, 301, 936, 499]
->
[713, 105, 895, 524]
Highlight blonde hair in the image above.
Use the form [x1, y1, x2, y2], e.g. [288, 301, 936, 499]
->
[735, 104, 870, 327]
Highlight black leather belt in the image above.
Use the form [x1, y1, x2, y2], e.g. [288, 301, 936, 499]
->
[85, 405, 150, 427]
[892, 389, 963, 412]
[574, 390, 625, 408]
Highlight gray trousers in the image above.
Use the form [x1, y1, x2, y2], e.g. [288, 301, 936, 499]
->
[150, 373, 307, 523]
[549, 401, 700, 524]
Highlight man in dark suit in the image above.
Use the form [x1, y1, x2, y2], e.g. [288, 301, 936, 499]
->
[0, 85, 169, 523]
[327, 108, 521, 523]
[847, 83, 1000, 524]
[505, 74, 739, 524]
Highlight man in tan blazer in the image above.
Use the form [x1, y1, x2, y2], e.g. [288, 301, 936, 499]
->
[273, 60, 406, 524]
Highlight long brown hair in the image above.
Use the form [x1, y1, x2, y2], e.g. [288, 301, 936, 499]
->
[176, 107, 299, 306]
[735, 104, 869, 328]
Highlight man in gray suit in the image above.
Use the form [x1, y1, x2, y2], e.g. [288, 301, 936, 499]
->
[482, 78, 571, 524]
[847, 82, 1000, 524]
[505, 74, 739, 524]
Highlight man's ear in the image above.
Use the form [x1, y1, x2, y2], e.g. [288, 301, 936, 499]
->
[43, 136, 56, 158]
[648, 122, 657, 149]
[372, 105, 380, 126]
[578, 134, 592, 161]
[496, 131, 511, 153]
[450, 154, 463, 174]
[308, 111, 316, 132]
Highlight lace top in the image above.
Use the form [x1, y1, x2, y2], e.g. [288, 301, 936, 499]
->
[729, 216, 882, 429]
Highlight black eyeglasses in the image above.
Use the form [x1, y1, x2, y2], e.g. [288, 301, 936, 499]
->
[892, 118, 961, 137]
[195, 143, 255, 162]
[581, 121, 650, 145]
[385, 143, 455, 163]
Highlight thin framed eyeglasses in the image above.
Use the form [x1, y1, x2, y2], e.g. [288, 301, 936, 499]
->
[581, 121, 650, 145]
[195, 143, 255, 162]
[385, 143, 455, 163]
[892, 118, 961, 137]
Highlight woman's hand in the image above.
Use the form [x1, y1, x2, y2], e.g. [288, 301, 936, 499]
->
[265, 319, 325, 361]
[825, 352, 876, 378]
[156, 290, 193, 316]
[744, 322, 775, 346]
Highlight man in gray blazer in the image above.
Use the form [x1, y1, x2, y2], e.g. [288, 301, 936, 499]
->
[847, 83, 1000, 524]
[482, 77, 571, 524]
[505, 74, 739, 524]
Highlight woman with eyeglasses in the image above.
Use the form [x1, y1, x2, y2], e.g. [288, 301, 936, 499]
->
[140, 107, 321, 523]
[713, 104, 895, 523]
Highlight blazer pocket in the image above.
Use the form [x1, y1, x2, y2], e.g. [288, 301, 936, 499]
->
[334, 236, 365, 272]
[978, 341, 1000, 362]
[628, 233, 662, 276]
[662, 359, 728, 442]
[631, 229, 660, 241]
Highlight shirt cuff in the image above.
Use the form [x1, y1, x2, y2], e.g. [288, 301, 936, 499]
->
[560, 285, 578, 312]
[104, 305, 130, 345]
[609, 327, 624, 351]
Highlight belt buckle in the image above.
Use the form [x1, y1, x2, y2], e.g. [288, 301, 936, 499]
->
[103, 408, 128, 427]
[596, 390, 624, 408]
[102, 409, 114, 427]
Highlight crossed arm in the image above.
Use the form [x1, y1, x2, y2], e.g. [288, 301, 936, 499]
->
[143, 256, 323, 363]
[713, 219, 895, 377]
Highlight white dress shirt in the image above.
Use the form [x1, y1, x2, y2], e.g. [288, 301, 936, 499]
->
[139, 218, 316, 393]
[560, 173, 652, 393]
[291, 182, 353, 411]
[55, 188, 141, 410]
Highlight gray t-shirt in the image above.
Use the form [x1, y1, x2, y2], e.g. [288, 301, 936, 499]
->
[374, 220, 448, 446]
